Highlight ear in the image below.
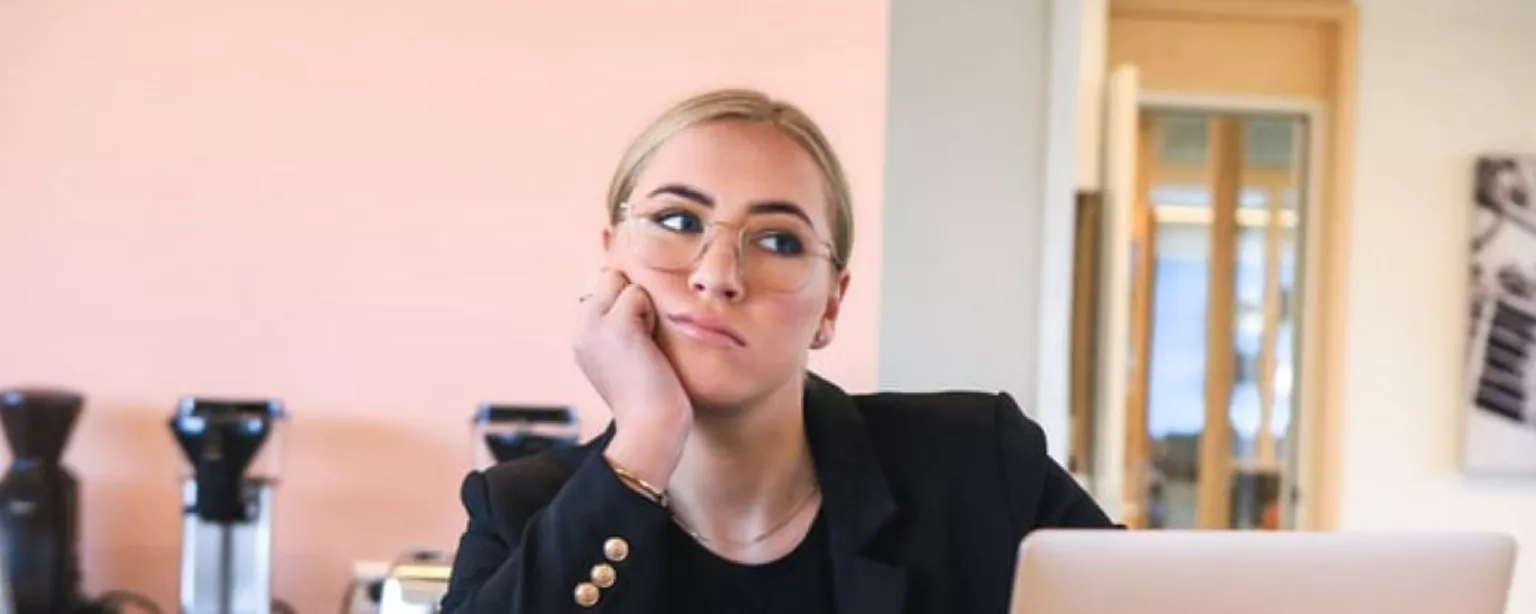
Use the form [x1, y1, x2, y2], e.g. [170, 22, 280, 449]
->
[811, 271, 851, 350]
[602, 225, 625, 269]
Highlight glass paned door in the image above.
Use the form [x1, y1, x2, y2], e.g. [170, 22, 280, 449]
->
[1131, 109, 1308, 531]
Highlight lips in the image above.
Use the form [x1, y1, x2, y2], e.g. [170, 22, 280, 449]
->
[666, 313, 747, 347]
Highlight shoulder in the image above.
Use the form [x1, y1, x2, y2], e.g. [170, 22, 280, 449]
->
[839, 389, 1065, 532]
[847, 389, 1048, 461]
[839, 388, 1109, 531]
[842, 390, 1053, 505]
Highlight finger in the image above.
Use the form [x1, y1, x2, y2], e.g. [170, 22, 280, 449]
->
[582, 268, 629, 316]
[609, 282, 658, 334]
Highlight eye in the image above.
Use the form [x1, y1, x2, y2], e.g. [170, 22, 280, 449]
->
[753, 230, 807, 256]
[652, 210, 705, 234]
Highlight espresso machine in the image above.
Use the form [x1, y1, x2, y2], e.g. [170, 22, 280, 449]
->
[169, 397, 285, 614]
[0, 388, 106, 614]
[374, 404, 579, 614]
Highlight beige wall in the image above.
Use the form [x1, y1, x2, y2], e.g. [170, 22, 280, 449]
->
[1340, 0, 1536, 610]
[0, 1, 888, 612]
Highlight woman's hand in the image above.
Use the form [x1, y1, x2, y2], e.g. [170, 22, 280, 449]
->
[573, 268, 692, 490]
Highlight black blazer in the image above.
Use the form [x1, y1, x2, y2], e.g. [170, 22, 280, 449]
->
[441, 374, 1116, 614]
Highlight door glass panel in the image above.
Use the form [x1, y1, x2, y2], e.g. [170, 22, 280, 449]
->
[1229, 221, 1274, 529]
[1146, 221, 1209, 529]
[1142, 113, 1213, 530]
[1229, 115, 1305, 530]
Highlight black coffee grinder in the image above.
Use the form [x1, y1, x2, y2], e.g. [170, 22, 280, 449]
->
[0, 388, 107, 614]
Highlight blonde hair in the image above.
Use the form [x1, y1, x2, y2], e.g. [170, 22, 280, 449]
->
[605, 89, 854, 269]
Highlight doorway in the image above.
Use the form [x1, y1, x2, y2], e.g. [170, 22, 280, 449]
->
[1076, 74, 1322, 530]
[1127, 107, 1310, 530]
[1068, 0, 1355, 533]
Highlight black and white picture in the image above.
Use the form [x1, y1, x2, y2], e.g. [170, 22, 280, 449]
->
[1467, 154, 1536, 472]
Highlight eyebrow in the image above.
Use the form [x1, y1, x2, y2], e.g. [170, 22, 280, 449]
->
[646, 183, 817, 227]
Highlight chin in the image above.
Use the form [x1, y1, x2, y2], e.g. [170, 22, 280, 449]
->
[672, 356, 755, 410]
[665, 347, 785, 412]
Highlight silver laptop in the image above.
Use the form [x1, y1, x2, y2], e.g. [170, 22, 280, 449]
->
[1011, 530, 1517, 614]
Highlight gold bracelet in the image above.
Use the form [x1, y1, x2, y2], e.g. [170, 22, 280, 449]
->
[607, 456, 671, 509]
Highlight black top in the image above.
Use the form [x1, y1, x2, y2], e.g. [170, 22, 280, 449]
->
[441, 373, 1119, 614]
[666, 511, 835, 614]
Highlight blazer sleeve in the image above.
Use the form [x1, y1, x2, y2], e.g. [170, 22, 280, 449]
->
[441, 451, 673, 614]
[993, 392, 1118, 532]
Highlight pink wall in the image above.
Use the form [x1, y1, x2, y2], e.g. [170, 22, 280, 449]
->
[0, 1, 888, 611]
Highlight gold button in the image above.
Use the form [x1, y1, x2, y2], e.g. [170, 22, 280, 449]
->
[574, 582, 600, 608]
[603, 537, 630, 562]
[591, 563, 617, 588]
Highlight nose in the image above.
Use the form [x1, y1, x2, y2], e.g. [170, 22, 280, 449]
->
[688, 232, 744, 302]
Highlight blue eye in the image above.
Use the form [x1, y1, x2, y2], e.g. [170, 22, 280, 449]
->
[755, 231, 806, 256]
[654, 210, 705, 234]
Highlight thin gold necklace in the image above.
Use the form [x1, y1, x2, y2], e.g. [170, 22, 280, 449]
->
[672, 484, 821, 547]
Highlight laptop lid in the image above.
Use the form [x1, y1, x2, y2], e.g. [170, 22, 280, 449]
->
[1011, 530, 1517, 614]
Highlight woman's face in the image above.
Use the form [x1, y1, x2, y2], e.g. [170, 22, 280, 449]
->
[605, 120, 848, 411]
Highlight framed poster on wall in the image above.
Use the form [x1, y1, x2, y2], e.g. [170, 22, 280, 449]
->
[1466, 154, 1536, 473]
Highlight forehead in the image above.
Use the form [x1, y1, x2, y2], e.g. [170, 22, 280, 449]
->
[632, 121, 832, 226]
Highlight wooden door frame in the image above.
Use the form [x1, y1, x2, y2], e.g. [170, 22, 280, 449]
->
[1122, 115, 1157, 529]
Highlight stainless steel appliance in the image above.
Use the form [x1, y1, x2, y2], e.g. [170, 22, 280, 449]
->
[378, 550, 453, 614]
[169, 397, 285, 614]
[373, 404, 580, 613]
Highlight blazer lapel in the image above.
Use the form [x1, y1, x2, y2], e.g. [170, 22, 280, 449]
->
[803, 373, 909, 614]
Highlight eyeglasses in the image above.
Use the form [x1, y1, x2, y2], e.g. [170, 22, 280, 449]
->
[617, 197, 840, 293]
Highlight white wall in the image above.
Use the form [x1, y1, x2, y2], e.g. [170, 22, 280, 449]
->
[1340, 0, 1536, 611]
[879, 0, 1053, 421]
[1033, 0, 1098, 462]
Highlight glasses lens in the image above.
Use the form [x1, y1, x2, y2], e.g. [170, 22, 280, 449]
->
[622, 198, 828, 291]
[626, 199, 706, 271]
[741, 221, 820, 292]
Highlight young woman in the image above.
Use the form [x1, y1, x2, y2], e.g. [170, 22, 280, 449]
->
[441, 89, 1115, 614]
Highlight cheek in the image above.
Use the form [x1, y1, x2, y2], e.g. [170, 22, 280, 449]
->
[604, 233, 634, 270]
[605, 239, 683, 295]
[623, 268, 690, 305]
[748, 292, 825, 342]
